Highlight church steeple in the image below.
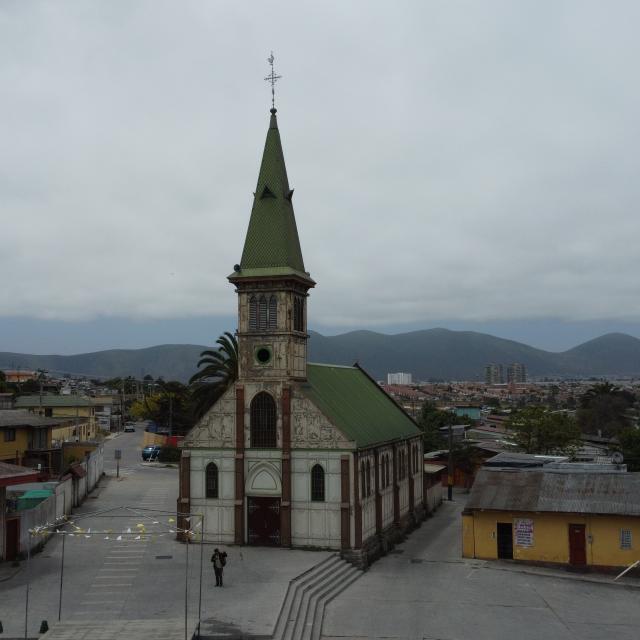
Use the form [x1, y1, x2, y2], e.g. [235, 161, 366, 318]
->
[230, 107, 314, 383]
[229, 109, 314, 287]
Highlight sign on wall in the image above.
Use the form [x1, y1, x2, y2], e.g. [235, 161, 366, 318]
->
[515, 518, 534, 547]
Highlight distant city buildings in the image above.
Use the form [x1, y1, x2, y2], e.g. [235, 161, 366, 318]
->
[387, 372, 413, 385]
[485, 363, 527, 384]
[507, 362, 527, 383]
[484, 364, 504, 385]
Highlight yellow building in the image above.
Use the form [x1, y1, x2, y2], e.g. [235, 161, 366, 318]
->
[0, 409, 63, 471]
[462, 468, 640, 570]
[14, 395, 97, 442]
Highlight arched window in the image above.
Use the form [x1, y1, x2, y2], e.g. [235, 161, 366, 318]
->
[205, 462, 218, 498]
[249, 296, 258, 330]
[258, 296, 268, 330]
[311, 464, 325, 502]
[366, 459, 371, 497]
[268, 296, 278, 329]
[360, 461, 366, 499]
[380, 456, 385, 489]
[250, 392, 277, 448]
[386, 455, 390, 487]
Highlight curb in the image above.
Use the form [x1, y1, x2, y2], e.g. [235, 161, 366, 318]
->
[484, 562, 640, 590]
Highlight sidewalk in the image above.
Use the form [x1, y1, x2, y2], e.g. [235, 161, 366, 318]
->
[0, 561, 22, 583]
[485, 558, 640, 589]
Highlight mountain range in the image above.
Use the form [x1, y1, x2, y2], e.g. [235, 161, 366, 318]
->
[1, 330, 639, 383]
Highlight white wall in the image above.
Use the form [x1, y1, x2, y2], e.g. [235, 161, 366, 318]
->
[189, 449, 236, 544]
[291, 451, 342, 549]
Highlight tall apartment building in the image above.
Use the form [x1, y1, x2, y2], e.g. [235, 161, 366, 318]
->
[387, 372, 413, 385]
[507, 363, 527, 383]
[484, 364, 504, 385]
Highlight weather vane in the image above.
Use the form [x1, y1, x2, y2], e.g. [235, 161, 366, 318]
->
[264, 51, 282, 111]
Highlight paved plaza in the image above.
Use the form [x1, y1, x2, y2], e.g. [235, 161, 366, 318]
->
[322, 494, 640, 640]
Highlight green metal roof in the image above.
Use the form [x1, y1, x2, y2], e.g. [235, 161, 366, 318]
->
[230, 110, 313, 285]
[302, 363, 421, 448]
[15, 396, 93, 408]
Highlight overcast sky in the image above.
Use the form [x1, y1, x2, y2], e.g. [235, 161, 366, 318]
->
[2, 1, 640, 354]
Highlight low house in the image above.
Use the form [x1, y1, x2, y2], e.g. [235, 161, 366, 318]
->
[14, 395, 97, 442]
[0, 461, 39, 560]
[0, 409, 65, 474]
[423, 463, 445, 514]
[462, 468, 640, 569]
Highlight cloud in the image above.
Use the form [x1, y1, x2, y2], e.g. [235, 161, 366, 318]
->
[1, 0, 639, 327]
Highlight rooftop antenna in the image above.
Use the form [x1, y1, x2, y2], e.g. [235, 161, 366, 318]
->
[264, 51, 282, 111]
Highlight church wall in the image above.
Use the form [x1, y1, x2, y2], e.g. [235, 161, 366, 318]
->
[378, 445, 395, 530]
[290, 450, 343, 549]
[359, 450, 377, 543]
[181, 386, 236, 449]
[189, 448, 236, 544]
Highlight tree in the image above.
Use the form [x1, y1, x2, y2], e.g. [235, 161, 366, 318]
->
[577, 382, 635, 437]
[507, 407, 581, 455]
[189, 332, 238, 421]
[417, 402, 458, 452]
[130, 380, 193, 436]
[618, 428, 640, 472]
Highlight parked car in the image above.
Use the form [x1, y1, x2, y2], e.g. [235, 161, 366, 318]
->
[124, 423, 136, 432]
[142, 445, 162, 461]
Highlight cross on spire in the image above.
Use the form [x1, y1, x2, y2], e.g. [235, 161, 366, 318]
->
[264, 51, 282, 111]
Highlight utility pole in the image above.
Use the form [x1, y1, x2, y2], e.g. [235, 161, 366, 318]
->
[169, 393, 173, 437]
[447, 423, 454, 501]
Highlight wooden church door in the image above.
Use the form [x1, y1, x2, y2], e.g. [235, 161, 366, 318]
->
[247, 497, 281, 546]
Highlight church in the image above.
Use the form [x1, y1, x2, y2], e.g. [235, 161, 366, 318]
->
[179, 104, 425, 564]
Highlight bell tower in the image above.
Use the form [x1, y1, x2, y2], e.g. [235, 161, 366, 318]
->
[228, 107, 315, 382]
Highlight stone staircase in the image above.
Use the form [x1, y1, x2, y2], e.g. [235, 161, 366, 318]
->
[272, 554, 362, 640]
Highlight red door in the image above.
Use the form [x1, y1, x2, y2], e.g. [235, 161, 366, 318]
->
[247, 497, 281, 546]
[568, 524, 586, 565]
[5, 518, 19, 561]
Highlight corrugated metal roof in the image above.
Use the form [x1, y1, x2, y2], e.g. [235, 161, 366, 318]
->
[424, 463, 446, 474]
[15, 396, 93, 408]
[467, 469, 640, 516]
[0, 409, 65, 427]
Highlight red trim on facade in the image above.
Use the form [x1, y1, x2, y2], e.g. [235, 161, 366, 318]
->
[374, 448, 382, 534]
[234, 385, 245, 545]
[354, 452, 362, 548]
[393, 444, 400, 526]
[340, 455, 351, 550]
[280, 387, 292, 547]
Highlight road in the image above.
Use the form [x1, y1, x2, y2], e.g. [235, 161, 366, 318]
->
[0, 425, 207, 638]
[322, 492, 640, 640]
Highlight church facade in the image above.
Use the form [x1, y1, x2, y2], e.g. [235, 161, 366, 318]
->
[179, 107, 424, 563]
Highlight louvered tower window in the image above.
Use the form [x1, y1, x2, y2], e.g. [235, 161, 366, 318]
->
[366, 459, 371, 497]
[258, 296, 268, 330]
[293, 296, 304, 332]
[360, 461, 366, 500]
[268, 296, 277, 329]
[250, 392, 277, 448]
[311, 464, 325, 502]
[249, 296, 258, 330]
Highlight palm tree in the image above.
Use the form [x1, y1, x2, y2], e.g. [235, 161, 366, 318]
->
[189, 332, 238, 420]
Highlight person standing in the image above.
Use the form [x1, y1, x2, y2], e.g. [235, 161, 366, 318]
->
[211, 548, 227, 587]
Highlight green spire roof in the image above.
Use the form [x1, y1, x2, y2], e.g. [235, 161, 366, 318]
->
[230, 109, 313, 284]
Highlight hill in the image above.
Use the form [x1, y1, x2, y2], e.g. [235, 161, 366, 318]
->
[1, 330, 639, 382]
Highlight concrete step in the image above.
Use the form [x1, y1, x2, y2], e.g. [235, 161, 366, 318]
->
[272, 554, 342, 640]
[310, 566, 362, 640]
[292, 561, 355, 640]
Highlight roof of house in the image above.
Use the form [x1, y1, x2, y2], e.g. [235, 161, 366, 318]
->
[302, 363, 421, 448]
[0, 461, 40, 487]
[14, 395, 93, 409]
[467, 468, 640, 516]
[229, 109, 314, 285]
[484, 452, 567, 468]
[0, 409, 64, 428]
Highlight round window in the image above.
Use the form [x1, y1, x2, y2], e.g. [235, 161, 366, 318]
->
[256, 347, 272, 364]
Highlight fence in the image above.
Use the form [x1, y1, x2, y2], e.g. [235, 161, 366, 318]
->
[16, 445, 104, 555]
